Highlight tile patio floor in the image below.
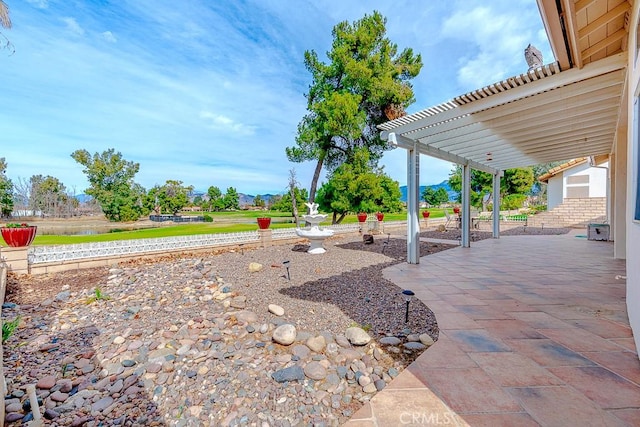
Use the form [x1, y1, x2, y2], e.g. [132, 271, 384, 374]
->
[345, 230, 639, 426]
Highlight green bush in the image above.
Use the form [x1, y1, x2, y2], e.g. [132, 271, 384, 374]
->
[203, 214, 213, 222]
[502, 194, 527, 210]
[2, 316, 21, 343]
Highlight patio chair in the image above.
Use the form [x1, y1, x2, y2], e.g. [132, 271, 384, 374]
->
[444, 209, 454, 230]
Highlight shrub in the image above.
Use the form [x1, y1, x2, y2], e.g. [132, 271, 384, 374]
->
[502, 194, 527, 210]
[203, 214, 213, 222]
[2, 316, 21, 343]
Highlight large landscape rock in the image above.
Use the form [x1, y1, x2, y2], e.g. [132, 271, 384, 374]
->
[345, 327, 372, 346]
[272, 324, 297, 345]
[272, 366, 305, 383]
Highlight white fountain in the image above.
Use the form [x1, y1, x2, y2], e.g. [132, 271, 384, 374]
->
[295, 202, 334, 254]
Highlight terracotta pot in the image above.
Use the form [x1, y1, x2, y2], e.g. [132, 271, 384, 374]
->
[256, 217, 271, 229]
[357, 213, 368, 223]
[375, 212, 384, 221]
[1, 225, 37, 247]
[453, 207, 461, 214]
[422, 211, 431, 218]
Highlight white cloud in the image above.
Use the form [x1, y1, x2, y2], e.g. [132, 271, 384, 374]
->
[26, 0, 48, 9]
[62, 17, 85, 36]
[199, 111, 257, 136]
[101, 31, 117, 43]
[441, 4, 539, 89]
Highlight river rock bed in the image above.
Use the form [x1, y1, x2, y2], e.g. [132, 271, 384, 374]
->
[2, 234, 452, 426]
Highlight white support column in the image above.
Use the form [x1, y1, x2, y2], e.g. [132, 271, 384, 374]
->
[407, 145, 420, 264]
[493, 172, 501, 238]
[461, 164, 471, 247]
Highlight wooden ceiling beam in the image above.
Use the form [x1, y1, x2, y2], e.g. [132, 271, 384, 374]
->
[578, 3, 629, 39]
[581, 28, 627, 58]
[561, 0, 583, 68]
[575, 0, 598, 13]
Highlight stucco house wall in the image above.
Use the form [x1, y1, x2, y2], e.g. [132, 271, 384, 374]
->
[627, 2, 640, 356]
[545, 160, 609, 210]
[547, 174, 564, 209]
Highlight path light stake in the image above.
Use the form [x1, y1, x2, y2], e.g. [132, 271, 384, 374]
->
[26, 383, 43, 426]
[239, 243, 244, 255]
[283, 260, 290, 281]
[382, 240, 388, 254]
[402, 289, 415, 323]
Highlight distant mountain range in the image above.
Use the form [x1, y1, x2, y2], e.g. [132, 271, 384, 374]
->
[75, 194, 93, 203]
[239, 193, 276, 206]
[399, 180, 456, 203]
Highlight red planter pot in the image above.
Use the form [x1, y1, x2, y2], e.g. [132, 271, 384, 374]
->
[422, 211, 431, 218]
[257, 218, 271, 229]
[375, 212, 384, 221]
[357, 213, 368, 223]
[453, 207, 461, 214]
[1, 226, 37, 247]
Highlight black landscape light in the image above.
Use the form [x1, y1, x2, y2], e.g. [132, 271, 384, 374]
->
[239, 243, 244, 255]
[402, 289, 415, 323]
[283, 260, 290, 280]
[382, 233, 391, 253]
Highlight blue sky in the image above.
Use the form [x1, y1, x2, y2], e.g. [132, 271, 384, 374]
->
[2, 0, 552, 196]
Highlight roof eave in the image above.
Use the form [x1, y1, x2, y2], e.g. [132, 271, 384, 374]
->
[537, 0, 574, 70]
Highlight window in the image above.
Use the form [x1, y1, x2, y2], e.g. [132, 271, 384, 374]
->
[566, 174, 589, 198]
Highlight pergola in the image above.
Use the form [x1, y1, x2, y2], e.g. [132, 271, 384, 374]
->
[378, 53, 626, 263]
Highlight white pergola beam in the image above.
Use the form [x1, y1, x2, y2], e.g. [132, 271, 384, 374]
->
[392, 134, 499, 174]
[380, 53, 625, 138]
[421, 87, 621, 149]
[406, 70, 624, 143]
[451, 122, 616, 160]
[426, 109, 617, 156]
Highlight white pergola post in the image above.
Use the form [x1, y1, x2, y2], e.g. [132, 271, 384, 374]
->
[407, 144, 420, 264]
[461, 164, 471, 247]
[493, 172, 501, 238]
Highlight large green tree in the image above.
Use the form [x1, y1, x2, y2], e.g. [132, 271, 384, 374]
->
[206, 186, 224, 212]
[422, 186, 449, 207]
[316, 148, 402, 223]
[287, 11, 422, 202]
[448, 165, 534, 210]
[223, 187, 239, 210]
[29, 175, 74, 217]
[145, 180, 193, 215]
[271, 187, 309, 215]
[0, 157, 13, 217]
[71, 149, 147, 221]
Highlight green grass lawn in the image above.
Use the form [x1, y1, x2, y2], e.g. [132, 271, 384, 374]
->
[30, 222, 295, 245]
[17, 209, 446, 246]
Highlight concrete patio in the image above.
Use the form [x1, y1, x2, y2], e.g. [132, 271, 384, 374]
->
[345, 230, 639, 426]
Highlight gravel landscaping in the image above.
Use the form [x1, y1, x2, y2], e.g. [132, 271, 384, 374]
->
[1, 226, 571, 426]
[2, 233, 453, 426]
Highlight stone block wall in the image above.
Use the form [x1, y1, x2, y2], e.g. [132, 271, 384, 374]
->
[527, 197, 607, 229]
